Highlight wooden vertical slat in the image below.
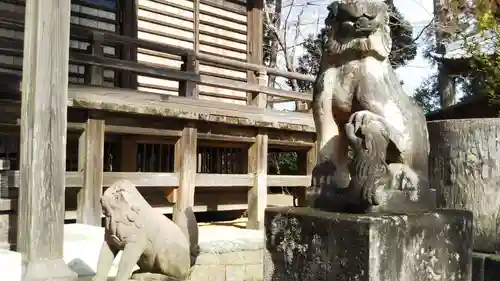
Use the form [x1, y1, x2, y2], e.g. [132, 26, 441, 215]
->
[173, 125, 197, 220]
[17, 0, 76, 279]
[84, 33, 104, 86]
[119, 0, 138, 89]
[120, 137, 137, 172]
[246, 0, 264, 103]
[77, 119, 105, 226]
[179, 54, 198, 98]
[295, 142, 317, 207]
[247, 129, 268, 230]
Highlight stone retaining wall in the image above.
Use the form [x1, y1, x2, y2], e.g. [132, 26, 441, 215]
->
[190, 226, 264, 281]
[190, 249, 263, 281]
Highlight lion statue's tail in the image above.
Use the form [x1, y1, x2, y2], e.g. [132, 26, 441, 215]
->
[174, 207, 200, 267]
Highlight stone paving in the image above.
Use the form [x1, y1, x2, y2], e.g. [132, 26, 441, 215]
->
[2, 219, 264, 281]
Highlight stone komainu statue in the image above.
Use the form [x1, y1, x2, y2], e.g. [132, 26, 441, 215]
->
[93, 180, 199, 281]
[309, 0, 434, 212]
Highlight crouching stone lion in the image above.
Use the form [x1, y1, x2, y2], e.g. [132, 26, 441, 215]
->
[92, 180, 199, 281]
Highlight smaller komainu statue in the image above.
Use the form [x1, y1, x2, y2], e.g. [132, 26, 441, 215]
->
[93, 180, 199, 281]
[308, 0, 435, 212]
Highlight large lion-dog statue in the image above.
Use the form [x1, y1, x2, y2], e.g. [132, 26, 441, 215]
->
[309, 0, 434, 212]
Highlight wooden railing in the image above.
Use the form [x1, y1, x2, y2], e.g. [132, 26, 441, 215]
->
[0, 9, 315, 104]
[0, 8, 317, 234]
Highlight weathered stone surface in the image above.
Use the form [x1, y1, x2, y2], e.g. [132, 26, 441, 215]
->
[471, 252, 500, 281]
[484, 255, 500, 281]
[21, 258, 78, 281]
[195, 250, 263, 265]
[428, 119, 500, 253]
[94, 180, 197, 281]
[472, 253, 486, 281]
[265, 207, 472, 281]
[188, 265, 225, 281]
[245, 264, 264, 280]
[225, 265, 247, 281]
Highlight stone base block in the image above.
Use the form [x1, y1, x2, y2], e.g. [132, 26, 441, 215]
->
[22, 258, 78, 281]
[264, 207, 473, 281]
[472, 252, 500, 281]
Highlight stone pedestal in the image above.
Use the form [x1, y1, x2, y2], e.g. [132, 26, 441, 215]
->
[428, 119, 500, 253]
[264, 207, 473, 281]
[471, 252, 500, 281]
[22, 259, 77, 281]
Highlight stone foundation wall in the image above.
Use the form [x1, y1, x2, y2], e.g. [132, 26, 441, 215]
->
[189, 226, 264, 281]
[190, 249, 263, 281]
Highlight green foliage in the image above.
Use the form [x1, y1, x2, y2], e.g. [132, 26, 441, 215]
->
[388, 5, 418, 68]
[413, 2, 499, 111]
[268, 151, 298, 175]
[464, 10, 500, 100]
[412, 74, 441, 113]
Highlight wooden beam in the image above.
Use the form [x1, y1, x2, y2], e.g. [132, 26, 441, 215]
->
[247, 129, 268, 230]
[77, 119, 105, 226]
[102, 172, 179, 187]
[267, 175, 311, 187]
[17, 0, 76, 279]
[173, 125, 197, 223]
[67, 85, 316, 132]
[195, 173, 253, 187]
[0, 171, 83, 188]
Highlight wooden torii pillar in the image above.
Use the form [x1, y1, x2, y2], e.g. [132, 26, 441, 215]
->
[17, 1, 76, 280]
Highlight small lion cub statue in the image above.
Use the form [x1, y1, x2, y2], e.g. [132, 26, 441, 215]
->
[93, 180, 198, 281]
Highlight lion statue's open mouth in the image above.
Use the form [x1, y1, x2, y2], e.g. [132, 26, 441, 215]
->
[324, 0, 391, 60]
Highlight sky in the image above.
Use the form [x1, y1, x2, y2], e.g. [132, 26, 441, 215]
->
[392, 0, 435, 94]
[272, 0, 436, 110]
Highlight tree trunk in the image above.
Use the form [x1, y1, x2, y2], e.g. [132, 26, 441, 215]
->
[428, 119, 500, 253]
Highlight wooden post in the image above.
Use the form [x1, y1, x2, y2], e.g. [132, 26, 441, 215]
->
[295, 142, 317, 207]
[17, 0, 76, 280]
[247, 129, 268, 229]
[119, 0, 138, 89]
[173, 124, 197, 223]
[246, 0, 266, 226]
[179, 54, 198, 98]
[84, 33, 104, 86]
[247, 71, 268, 230]
[77, 119, 105, 226]
[246, 0, 264, 103]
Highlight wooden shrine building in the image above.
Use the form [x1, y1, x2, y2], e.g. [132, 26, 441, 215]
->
[0, 0, 317, 277]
